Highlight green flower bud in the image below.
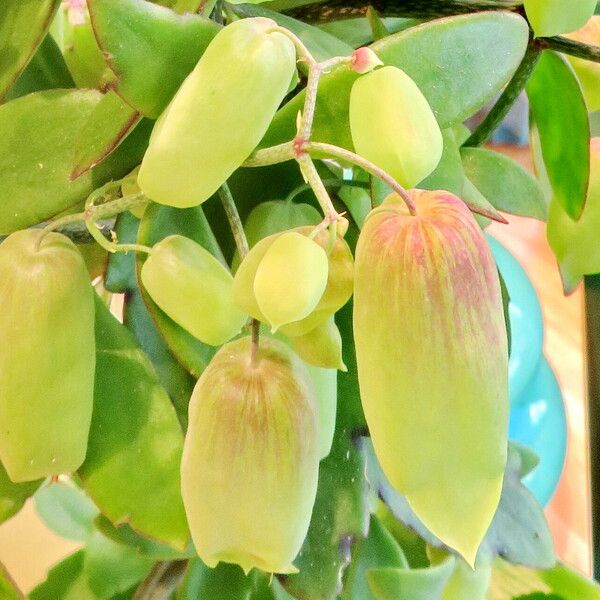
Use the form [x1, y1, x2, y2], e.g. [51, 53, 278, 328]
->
[233, 227, 354, 336]
[254, 231, 329, 332]
[138, 18, 296, 207]
[0, 230, 95, 482]
[181, 336, 319, 574]
[291, 316, 347, 372]
[349, 66, 443, 188]
[141, 235, 247, 346]
[354, 190, 508, 566]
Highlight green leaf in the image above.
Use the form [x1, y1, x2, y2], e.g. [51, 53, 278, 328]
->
[364, 440, 555, 569]
[0, 89, 148, 234]
[526, 51, 590, 220]
[94, 514, 193, 561]
[441, 559, 491, 600]
[88, 0, 220, 117]
[105, 212, 140, 293]
[231, 5, 353, 61]
[71, 92, 144, 180]
[591, 110, 600, 137]
[84, 530, 154, 598]
[4, 34, 74, 101]
[0, 0, 60, 101]
[342, 515, 409, 600]
[264, 12, 529, 150]
[0, 461, 41, 525]
[419, 128, 464, 195]
[523, 0, 596, 38]
[34, 482, 99, 542]
[460, 147, 548, 220]
[79, 296, 189, 550]
[29, 551, 96, 600]
[136, 204, 222, 377]
[317, 17, 418, 48]
[489, 560, 600, 600]
[124, 290, 196, 430]
[280, 279, 368, 599]
[0, 562, 24, 600]
[177, 559, 255, 600]
[367, 557, 456, 600]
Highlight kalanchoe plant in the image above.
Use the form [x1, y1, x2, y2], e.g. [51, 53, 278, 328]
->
[1, 0, 600, 599]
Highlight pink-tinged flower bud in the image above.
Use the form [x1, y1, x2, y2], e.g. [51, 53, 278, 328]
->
[353, 189, 508, 566]
[181, 336, 320, 574]
[351, 47, 383, 74]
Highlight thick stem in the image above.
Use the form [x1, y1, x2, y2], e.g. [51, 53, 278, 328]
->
[218, 183, 249, 259]
[536, 36, 600, 64]
[297, 154, 340, 219]
[284, 0, 521, 24]
[305, 141, 416, 215]
[464, 39, 540, 147]
[133, 561, 188, 600]
[242, 142, 295, 168]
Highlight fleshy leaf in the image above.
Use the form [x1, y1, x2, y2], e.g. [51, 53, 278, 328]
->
[78, 296, 189, 550]
[29, 551, 93, 600]
[88, 0, 220, 117]
[71, 91, 143, 179]
[0, 462, 42, 525]
[526, 50, 590, 220]
[177, 559, 255, 600]
[4, 34, 74, 101]
[264, 12, 529, 149]
[0, 89, 148, 234]
[0, 563, 23, 600]
[419, 128, 464, 195]
[0, 0, 60, 101]
[461, 147, 548, 220]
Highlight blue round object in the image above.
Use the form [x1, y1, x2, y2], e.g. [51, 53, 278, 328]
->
[488, 235, 567, 505]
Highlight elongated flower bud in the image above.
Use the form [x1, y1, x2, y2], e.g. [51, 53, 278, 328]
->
[291, 316, 347, 372]
[141, 235, 247, 346]
[181, 336, 319, 574]
[349, 66, 443, 188]
[254, 231, 329, 331]
[0, 230, 95, 482]
[138, 17, 296, 207]
[354, 190, 508, 566]
[233, 227, 354, 336]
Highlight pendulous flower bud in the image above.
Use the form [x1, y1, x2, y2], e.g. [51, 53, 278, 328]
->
[291, 315, 347, 372]
[353, 189, 508, 566]
[141, 235, 247, 346]
[233, 227, 354, 336]
[0, 230, 95, 482]
[138, 18, 297, 207]
[349, 66, 443, 188]
[181, 336, 320, 574]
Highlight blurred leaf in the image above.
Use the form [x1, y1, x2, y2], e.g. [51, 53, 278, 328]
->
[591, 110, 600, 137]
[29, 551, 96, 600]
[366, 7, 391, 41]
[0, 89, 148, 234]
[364, 440, 555, 569]
[88, 0, 219, 117]
[5, 34, 74, 101]
[0, 461, 41, 525]
[0, 562, 24, 600]
[461, 147, 548, 220]
[79, 296, 189, 550]
[526, 51, 590, 220]
[264, 12, 529, 150]
[342, 515, 408, 600]
[367, 557, 456, 600]
[72, 92, 144, 179]
[231, 5, 352, 61]
[136, 204, 222, 377]
[317, 17, 418, 47]
[419, 128, 464, 195]
[84, 530, 153, 598]
[94, 514, 193, 561]
[0, 0, 60, 101]
[440, 558, 491, 600]
[489, 560, 600, 600]
[34, 482, 99, 542]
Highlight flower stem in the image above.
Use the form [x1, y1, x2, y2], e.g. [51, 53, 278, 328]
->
[297, 154, 340, 220]
[218, 183, 249, 259]
[305, 141, 416, 215]
[535, 36, 600, 64]
[242, 142, 294, 168]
